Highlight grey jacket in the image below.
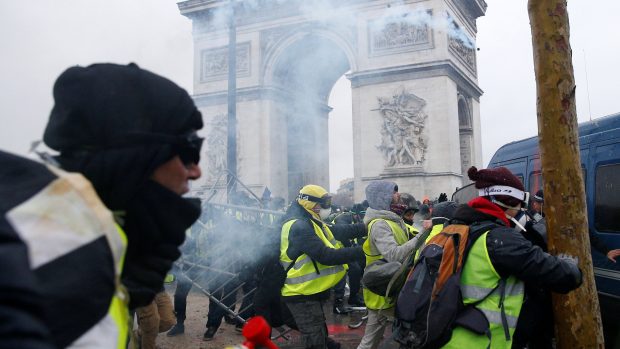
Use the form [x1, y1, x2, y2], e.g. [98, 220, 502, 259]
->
[363, 207, 420, 263]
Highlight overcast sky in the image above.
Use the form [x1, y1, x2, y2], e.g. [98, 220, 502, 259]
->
[1, 1, 618, 193]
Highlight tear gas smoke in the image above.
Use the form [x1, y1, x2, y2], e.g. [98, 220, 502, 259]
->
[188, 0, 478, 281]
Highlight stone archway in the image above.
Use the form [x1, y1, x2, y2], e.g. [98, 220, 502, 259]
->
[179, 0, 487, 201]
[267, 32, 355, 200]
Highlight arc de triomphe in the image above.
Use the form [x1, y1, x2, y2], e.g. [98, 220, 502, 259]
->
[179, 0, 486, 202]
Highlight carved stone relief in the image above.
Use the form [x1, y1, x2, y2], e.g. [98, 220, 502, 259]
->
[200, 42, 251, 82]
[375, 88, 428, 167]
[368, 16, 433, 56]
[447, 20, 476, 74]
[205, 115, 228, 183]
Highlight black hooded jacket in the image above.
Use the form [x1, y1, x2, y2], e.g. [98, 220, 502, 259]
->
[452, 204, 581, 294]
[281, 202, 366, 301]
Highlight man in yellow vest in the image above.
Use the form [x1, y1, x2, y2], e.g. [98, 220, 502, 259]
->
[280, 185, 366, 349]
[441, 167, 582, 348]
[0, 63, 203, 348]
[358, 181, 422, 349]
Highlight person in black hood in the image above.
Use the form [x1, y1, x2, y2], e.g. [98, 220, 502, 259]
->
[0, 62, 204, 348]
[43, 62, 204, 309]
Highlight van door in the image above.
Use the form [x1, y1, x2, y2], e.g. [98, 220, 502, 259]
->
[527, 156, 542, 196]
[590, 141, 620, 299]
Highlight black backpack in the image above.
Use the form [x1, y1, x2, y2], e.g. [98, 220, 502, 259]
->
[393, 223, 499, 348]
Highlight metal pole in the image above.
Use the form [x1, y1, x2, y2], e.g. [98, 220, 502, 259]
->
[227, 0, 237, 202]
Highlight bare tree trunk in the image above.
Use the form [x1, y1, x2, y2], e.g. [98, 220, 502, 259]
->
[527, 1, 604, 348]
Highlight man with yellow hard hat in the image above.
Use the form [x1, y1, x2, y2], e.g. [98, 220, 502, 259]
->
[280, 184, 366, 349]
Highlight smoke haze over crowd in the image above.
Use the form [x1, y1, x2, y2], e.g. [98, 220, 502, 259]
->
[1, 0, 619, 192]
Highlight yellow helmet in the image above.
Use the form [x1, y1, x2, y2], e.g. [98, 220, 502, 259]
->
[297, 184, 332, 211]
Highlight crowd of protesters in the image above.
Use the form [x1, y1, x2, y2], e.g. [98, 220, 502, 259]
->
[0, 62, 603, 349]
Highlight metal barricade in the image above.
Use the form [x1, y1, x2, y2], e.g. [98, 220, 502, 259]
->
[173, 171, 290, 338]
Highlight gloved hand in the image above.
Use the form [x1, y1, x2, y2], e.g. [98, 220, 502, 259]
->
[438, 193, 448, 203]
[557, 253, 583, 287]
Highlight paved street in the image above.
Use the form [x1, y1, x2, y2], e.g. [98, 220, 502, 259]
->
[156, 288, 399, 349]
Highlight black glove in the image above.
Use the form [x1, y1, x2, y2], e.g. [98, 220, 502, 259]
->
[438, 193, 448, 202]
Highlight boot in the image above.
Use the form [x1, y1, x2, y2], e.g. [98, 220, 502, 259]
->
[167, 323, 185, 337]
[203, 326, 217, 341]
[333, 298, 349, 314]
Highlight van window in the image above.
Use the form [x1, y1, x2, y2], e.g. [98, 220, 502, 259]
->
[595, 164, 620, 233]
[528, 168, 585, 196]
[529, 172, 543, 193]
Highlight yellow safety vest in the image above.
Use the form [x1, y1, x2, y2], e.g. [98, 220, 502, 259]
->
[280, 219, 347, 297]
[442, 231, 524, 349]
[362, 219, 409, 310]
[404, 222, 419, 239]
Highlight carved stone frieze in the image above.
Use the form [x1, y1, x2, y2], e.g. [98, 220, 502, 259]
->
[447, 19, 477, 74]
[449, 35, 476, 74]
[368, 15, 433, 56]
[375, 88, 429, 167]
[200, 42, 251, 82]
[205, 115, 228, 183]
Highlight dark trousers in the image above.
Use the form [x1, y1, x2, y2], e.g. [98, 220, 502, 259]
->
[334, 261, 363, 300]
[286, 300, 340, 349]
[206, 281, 239, 329]
[173, 268, 200, 324]
[286, 300, 326, 349]
[206, 278, 257, 328]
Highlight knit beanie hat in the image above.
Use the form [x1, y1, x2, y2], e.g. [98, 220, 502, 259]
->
[468, 166, 526, 208]
[44, 63, 202, 152]
[365, 180, 397, 211]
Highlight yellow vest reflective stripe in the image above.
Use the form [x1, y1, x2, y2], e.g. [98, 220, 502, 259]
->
[404, 223, 419, 239]
[280, 219, 347, 296]
[362, 219, 409, 310]
[442, 231, 524, 349]
[103, 224, 129, 349]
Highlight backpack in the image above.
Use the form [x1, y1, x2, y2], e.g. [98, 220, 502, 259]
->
[361, 227, 432, 299]
[392, 223, 497, 348]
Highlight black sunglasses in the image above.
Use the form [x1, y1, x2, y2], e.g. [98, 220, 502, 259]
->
[174, 133, 204, 166]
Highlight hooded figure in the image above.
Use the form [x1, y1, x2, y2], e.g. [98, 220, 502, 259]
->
[0, 63, 203, 349]
[279, 184, 366, 349]
[44, 63, 203, 309]
[357, 181, 422, 349]
[438, 167, 582, 349]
